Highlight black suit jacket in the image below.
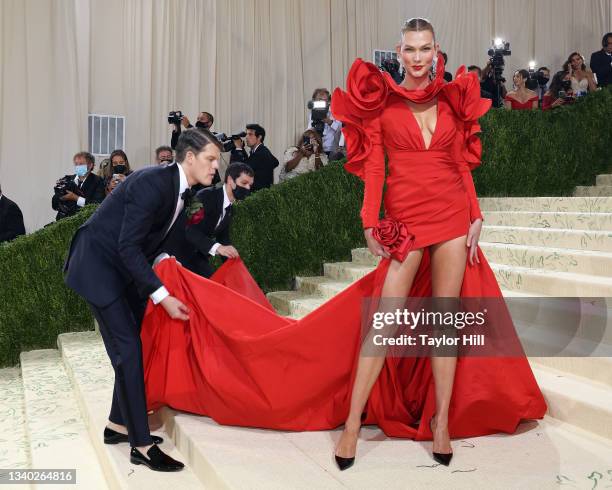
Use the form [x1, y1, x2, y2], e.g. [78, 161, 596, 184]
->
[161, 185, 232, 278]
[0, 195, 26, 243]
[64, 164, 182, 307]
[52, 172, 105, 221]
[590, 49, 612, 87]
[231, 144, 279, 191]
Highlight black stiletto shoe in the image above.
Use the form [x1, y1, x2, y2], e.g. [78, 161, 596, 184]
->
[334, 455, 355, 471]
[430, 415, 453, 466]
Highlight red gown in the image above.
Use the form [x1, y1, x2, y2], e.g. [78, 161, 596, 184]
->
[141, 54, 546, 441]
[504, 94, 539, 110]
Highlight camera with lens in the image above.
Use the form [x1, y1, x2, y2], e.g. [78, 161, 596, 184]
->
[215, 131, 247, 152]
[53, 176, 83, 219]
[379, 57, 404, 84]
[307, 99, 330, 137]
[487, 40, 511, 84]
[168, 110, 183, 125]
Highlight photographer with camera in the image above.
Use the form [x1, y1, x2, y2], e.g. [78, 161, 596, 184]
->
[542, 70, 576, 110]
[307, 88, 343, 160]
[100, 150, 133, 195]
[230, 124, 278, 192]
[169, 111, 214, 149]
[279, 129, 328, 182]
[52, 151, 105, 221]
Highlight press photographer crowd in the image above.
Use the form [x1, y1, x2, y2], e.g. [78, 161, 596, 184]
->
[1, 32, 610, 266]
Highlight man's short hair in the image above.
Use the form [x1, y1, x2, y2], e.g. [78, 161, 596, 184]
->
[200, 111, 214, 125]
[467, 65, 482, 76]
[312, 88, 331, 100]
[538, 66, 549, 72]
[175, 128, 222, 163]
[155, 145, 173, 158]
[73, 151, 95, 166]
[246, 124, 266, 143]
[225, 162, 254, 183]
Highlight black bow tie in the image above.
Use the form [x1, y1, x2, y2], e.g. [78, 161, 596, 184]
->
[181, 188, 194, 201]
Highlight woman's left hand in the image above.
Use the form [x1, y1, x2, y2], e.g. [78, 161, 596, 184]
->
[466, 218, 482, 266]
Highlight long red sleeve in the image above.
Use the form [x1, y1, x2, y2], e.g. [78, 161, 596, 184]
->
[360, 116, 385, 229]
[458, 163, 483, 222]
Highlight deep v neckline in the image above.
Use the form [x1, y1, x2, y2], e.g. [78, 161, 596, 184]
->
[404, 98, 440, 151]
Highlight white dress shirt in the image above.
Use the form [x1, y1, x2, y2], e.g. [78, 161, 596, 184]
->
[150, 163, 189, 305]
[73, 175, 88, 207]
[208, 184, 232, 256]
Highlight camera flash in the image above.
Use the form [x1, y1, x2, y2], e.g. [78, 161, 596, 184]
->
[494, 38, 504, 48]
[529, 60, 536, 70]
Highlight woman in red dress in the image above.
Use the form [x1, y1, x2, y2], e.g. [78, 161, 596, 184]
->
[504, 70, 539, 110]
[139, 17, 546, 472]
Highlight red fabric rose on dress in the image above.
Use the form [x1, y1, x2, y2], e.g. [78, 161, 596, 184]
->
[344, 59, 389, 118]
[373, 218, 416, 262]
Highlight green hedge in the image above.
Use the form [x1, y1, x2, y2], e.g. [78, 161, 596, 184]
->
[0, 207, 96, 367]
[1, 87, 610, 367]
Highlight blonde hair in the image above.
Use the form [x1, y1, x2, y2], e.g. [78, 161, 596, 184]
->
[400, 17, 436, 42]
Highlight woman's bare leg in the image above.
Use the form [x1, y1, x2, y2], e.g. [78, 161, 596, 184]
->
[335, 248, 424, 459]
[429, 235, 468, 454]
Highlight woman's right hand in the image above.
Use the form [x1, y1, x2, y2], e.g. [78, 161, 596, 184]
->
[364, 228, 390, 259]
[552, 98, 564, 108]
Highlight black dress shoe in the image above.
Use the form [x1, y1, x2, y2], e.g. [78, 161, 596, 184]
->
[130, 445, 184, 472]
[334, 455, 355, 471]
[430, 415, 453, 466]
[104, 427, 163, 445]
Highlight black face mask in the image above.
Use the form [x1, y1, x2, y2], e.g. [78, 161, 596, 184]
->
[561, 80, 572, 90]
[113, 165, 127, 174]
[195, 121, 210, 130]
[233, 184, 251, 201]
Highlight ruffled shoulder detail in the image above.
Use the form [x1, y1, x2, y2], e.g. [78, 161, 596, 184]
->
[331, 59, 391, 179]
[442, 66, 492, 170]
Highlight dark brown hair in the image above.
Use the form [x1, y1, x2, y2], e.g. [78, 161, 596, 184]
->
[175, 128, 222, 163]
[400, 18, 436, 42]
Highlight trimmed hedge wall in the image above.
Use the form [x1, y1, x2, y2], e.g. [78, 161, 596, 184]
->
[1, 87, 610, 366]
[0, 206, 96, 367]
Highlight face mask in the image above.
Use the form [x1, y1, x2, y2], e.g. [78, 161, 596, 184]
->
[75, 164, 88, 177]
[160, 159, 173, 165]
[113, 164, 127, 174]
[233, 184, 251, 201]
[195, 121, 210, 130]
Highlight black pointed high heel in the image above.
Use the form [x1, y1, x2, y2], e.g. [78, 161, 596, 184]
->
[334, 455, 355, 471]
[430, 414, 453, 466]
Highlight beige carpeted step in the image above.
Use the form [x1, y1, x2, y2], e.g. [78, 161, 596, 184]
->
[480, 242, 612, 277]
[481, 211, 612, 231]
[58, 332, 204, 490]
[481, 226, 612, 252]
[596, 174, 612, 186]
[574, 185, 612, 197]
[478, 196, 612, 213]
[20, 349, 107, 489]
[0, 368, 30, 470]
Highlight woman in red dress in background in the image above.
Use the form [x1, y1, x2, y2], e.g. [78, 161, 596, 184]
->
[139, 17, 546, 473]
[504, 69, 539, 110]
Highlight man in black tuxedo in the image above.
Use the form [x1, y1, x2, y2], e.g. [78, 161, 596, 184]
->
[590, 33, 612, 87]
[52, 151, 105, 221]
[161, 162, 254, 278]
[230, 123, 279, 192]
[0, 184, 25, 243]
[64, 129, 222, 472]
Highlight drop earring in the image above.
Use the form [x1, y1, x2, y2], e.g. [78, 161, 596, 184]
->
[430, 56, 438, 80]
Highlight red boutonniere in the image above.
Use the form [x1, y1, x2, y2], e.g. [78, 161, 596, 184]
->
[186, 200, 205, 225]
[373, 217, 415, 262]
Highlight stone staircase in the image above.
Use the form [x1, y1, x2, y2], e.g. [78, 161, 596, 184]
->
[1, 195, 612, 489]
[574, 173, 612, 197]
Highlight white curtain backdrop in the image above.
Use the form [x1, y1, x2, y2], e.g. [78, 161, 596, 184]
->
[0, 0, 610, 232]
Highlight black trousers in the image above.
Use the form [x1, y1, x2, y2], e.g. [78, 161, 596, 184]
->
[88, 286, 153, 447]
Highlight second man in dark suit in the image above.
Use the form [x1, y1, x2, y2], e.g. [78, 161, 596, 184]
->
[230, 124, 279, 192]
[161, 162, 254, 278]
[0, 184, 26, 243]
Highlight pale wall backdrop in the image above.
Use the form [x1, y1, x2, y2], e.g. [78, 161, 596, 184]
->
[0, 0, 610, 231]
